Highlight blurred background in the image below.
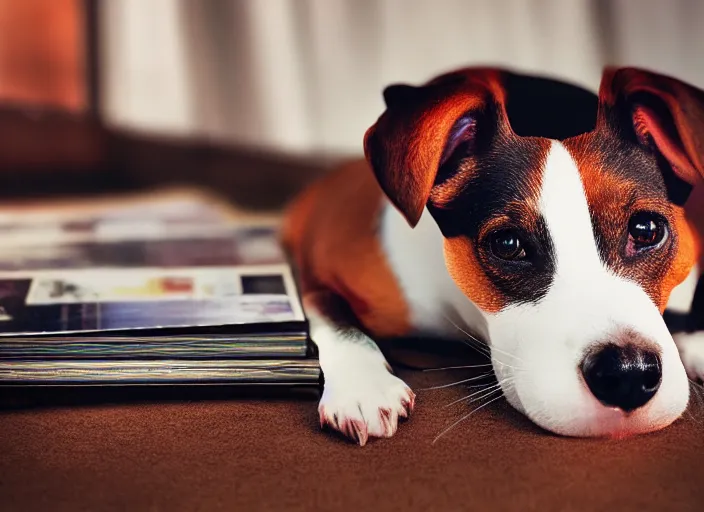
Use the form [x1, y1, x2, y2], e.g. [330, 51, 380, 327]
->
[97, 0, 704, 155]
[0, 0, 703, 203]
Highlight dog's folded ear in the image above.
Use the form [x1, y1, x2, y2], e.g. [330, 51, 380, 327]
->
[598, 67, 704, 188]
[363, 69, 507, 227]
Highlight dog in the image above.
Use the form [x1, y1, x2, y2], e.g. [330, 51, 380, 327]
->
[282, 66, 704, 445]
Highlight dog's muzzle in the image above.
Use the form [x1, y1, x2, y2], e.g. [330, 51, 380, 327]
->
[580, 343, 662, 412]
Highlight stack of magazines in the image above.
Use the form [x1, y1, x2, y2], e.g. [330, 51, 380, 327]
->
[0, 190, 319, 386]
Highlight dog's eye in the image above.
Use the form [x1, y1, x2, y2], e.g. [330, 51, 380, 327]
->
[490, 229, 526, 261]
[627, 212, 668, 251]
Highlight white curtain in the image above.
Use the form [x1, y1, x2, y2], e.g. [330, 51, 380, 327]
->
[98, 0, 704, 156]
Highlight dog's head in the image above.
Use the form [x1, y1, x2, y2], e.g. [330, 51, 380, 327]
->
[364, 67, 704, 437]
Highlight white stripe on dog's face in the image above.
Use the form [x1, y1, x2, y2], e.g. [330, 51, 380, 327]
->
[537, 140, 601, 275]
[487, 142, 689, 437]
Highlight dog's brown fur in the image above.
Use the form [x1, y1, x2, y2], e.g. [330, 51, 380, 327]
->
[282, 159, 412, 338]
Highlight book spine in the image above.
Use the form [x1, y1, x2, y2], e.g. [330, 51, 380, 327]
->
[0, 359, 321, 385]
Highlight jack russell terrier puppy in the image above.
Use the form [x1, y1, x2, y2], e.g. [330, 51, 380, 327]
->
[282, 66, 704, 445]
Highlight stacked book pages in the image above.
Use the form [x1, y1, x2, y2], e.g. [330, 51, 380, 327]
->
[0, 190, 319, 386]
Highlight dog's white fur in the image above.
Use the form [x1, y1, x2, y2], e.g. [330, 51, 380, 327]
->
[310, 312, 413, 440]
[674, 332, 704, 381]
[312, 141, 699, 440]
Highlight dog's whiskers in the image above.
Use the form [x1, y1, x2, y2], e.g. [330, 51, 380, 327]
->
[423, 363, 493, 372]
[479, 342, 524, 364]
[466, 387, 504, 406]
[443, 381, 506, 409]
[442, 313, 525, 363]
[490, 357, 523, 371]
[458, 336, 523, 372]
[685, 379, 704, 426]
[420, 371, 494, 390]
[433, 394, 505, 444]
[688, 377, 704, 391]
[444, 384, 500, 408]
[458, 337, 491, 359]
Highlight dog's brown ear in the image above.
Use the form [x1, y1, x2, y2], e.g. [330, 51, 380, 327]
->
[363, 69, 507, 227]
[598, 67, 704, 187]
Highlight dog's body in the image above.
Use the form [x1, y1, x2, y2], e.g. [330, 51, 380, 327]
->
[283, 67, 704, 445]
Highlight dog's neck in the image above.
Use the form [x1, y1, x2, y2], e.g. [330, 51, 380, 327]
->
[380, 198, 489, 341]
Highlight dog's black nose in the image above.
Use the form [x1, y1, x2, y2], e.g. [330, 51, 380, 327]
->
[580, 344, 662, 412]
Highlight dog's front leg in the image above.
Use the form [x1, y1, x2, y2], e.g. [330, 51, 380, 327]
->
[304, 291, 415, 446]
[673, 273, 704, 382]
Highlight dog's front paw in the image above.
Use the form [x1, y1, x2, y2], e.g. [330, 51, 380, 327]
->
[675, 332, 704, 382]
[319, 365, 415, 446]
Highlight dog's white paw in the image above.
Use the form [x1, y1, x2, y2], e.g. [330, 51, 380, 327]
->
[318, 364, 415, 446]
[674, 332, 704, 382]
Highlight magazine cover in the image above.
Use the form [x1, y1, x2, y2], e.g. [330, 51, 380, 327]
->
[0, 265, 304, 336]
[0, 191, 306, 337]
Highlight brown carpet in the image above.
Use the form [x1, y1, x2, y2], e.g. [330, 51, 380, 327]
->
[1, 342, 704, 512]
